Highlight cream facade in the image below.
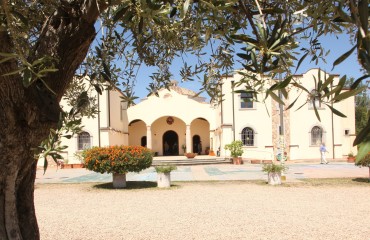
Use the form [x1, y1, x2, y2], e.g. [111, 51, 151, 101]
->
[42, 68, 356, 165]
[39, 84, 129, 165]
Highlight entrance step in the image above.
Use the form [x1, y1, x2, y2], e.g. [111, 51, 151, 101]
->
[152, 156, 231, 166]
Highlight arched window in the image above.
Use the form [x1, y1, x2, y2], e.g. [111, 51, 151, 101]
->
[311, 126, 322, 146]
[78, 132, 91, 150]
[241, 127, 254, 146]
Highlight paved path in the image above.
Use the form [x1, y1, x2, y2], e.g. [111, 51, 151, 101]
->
[35, 162, 369, 184]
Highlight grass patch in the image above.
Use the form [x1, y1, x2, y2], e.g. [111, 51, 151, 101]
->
[299, 178, 370, 186]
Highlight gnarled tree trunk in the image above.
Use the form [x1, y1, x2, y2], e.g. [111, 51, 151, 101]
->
[0, 1, 102, 239]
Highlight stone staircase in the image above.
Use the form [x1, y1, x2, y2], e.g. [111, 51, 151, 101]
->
[152, 156, 232, 166]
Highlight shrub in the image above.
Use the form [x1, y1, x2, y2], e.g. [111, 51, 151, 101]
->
[84, 145, 153, 174]
[262, 162, 288, 173]
[155, 165, 177, 173]
[224, 140, 244, 158]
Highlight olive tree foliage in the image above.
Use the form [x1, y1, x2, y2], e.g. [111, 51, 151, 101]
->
[2, 1, 369, 165]
[0, 0, 370, 239]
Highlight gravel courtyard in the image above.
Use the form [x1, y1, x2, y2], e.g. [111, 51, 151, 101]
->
[35, 181, 370, 240]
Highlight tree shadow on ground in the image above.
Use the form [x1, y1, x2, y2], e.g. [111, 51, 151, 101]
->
[352, 178, 370, 183]
[93, 181, 158, 190]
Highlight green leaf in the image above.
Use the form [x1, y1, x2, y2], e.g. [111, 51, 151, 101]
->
[93, 84, 103, 95]
[355, 139, 370, 164]
[0, 52, 18, 57]
[138, 17, 144, 33]
[37, 68, 59, 75]
[102, 62, 111, 78]
[286, 95, 300, 110]
[313, 102, 321, 121]
[2, 67, 25, 77]
[354, 122, 370, 146]
[146, 0, 162, 10]
[332, 87, 366, 102]
[0, 56, 16, 64]
[296, 52, 308, 72]
[63, 135, 72, 139]
[236, 53, 250, 61]
[180, 0, 191, 20]
[325, 104, 347, 118]
[113, 5, 129, 23]
[267, 90, 284, 105]
[170, 7, 177, 18]
[277, 76, 292, 89]
[350, 75, 369, 90]
[43, 157, 48, 175]
[332, 45, 356, 70]
[230, 34, 258, 44]
[11, 10, 28, 26]
[319, 75, 334, 92]
[22, 68, 32, 87]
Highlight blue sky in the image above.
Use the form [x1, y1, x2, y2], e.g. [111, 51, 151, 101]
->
[131, 33, 364, 102]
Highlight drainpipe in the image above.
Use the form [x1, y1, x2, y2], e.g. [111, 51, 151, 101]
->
[107, 89, 111, 127]
[98, 93, 101, 147]
[331, 80, 335, 159]
[231, 80, 235, 141]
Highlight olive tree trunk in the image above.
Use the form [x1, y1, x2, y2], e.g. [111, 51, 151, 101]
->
[0, 1, 102, 239]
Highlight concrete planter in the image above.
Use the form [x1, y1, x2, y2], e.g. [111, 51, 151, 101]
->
[268, 172, 282, 185]
[157, 172, 171, 188]
[113, 173, 127, 188]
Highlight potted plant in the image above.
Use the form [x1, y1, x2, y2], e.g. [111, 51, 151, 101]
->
[155, 165, 177, 188]
[355, 153, 370, 182]
[181, 144, 186, 154]
[347, 152, 356, 163]
[225, 140, 244, 164]
[262, 163, 288, 185]
[83, 145, 153, 188]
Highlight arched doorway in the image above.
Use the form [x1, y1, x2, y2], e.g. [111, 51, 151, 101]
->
[193, 135, 201, 154]
[141, 136, 147, 147]
[163, 130, 179, 156]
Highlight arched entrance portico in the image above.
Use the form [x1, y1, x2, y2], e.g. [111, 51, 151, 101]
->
[163, 130, 179, 156]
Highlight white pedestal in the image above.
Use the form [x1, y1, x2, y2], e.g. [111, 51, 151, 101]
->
[268, 172, 282, 185]
[157, 172, 171, 188]
[113, 173, 127, 188]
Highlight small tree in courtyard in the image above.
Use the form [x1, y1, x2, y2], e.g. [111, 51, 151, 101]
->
[84, 145, 153, 188]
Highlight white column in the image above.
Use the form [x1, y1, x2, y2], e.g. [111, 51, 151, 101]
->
[186, 125, 191, 153]
[146, 125, 152, 150]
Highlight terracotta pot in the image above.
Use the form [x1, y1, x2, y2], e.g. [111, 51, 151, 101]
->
[185, 153, 196, 158]
[232, 157, 243, 165]
[61, 164, 72, 169]
[72, 163, 84, 168]
[347, 157, 356, 163]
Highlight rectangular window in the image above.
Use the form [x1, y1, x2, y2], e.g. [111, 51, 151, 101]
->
[120, 102, 125, 121]
[240, 93, 253, 108]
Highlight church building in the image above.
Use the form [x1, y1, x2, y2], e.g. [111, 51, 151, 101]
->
[47, 68, 357, 164]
